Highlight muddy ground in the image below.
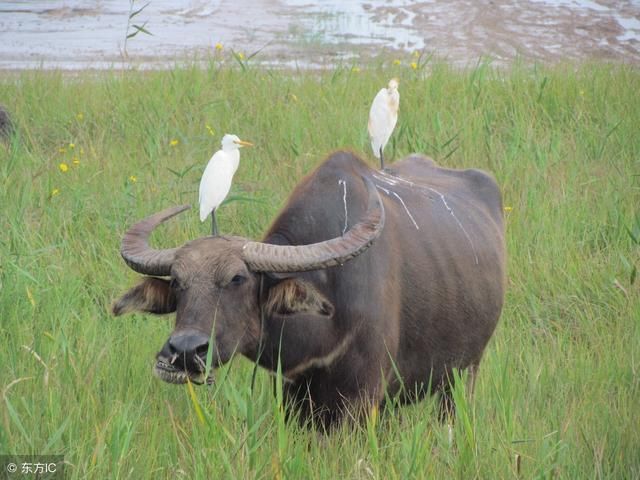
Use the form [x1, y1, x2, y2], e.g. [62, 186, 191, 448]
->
[0, 0, 638, 68]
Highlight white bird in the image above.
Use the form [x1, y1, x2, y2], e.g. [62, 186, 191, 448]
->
[368, 78, 400, 170]
[199, 134, 253, 235]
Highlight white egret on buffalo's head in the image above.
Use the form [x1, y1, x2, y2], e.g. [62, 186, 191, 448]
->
[368, 78, 399, 170]
[199, 134, 253, 236]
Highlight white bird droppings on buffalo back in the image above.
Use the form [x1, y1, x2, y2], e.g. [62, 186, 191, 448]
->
[374, 171, 479, 265]
[375, 184, 419, 230]
[339, 179, 348, 235]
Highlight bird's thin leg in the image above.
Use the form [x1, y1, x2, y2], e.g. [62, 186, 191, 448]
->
[211, 210, 219, 236]
[379, 147, 385, 170]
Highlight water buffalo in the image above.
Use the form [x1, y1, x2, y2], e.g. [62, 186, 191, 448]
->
[113, 151, 505, 427]
[0, 105, 13, 141]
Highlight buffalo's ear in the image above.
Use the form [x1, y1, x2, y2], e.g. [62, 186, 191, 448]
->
[265, 278, 334, 317]
[112, 277, 176, 316]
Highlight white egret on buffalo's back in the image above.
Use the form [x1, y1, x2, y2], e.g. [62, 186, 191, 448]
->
[199, 134, 253, 235]
[368, 78, 399, 170]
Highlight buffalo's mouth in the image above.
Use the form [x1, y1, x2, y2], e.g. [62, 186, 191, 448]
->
[154, 355, 214, 385]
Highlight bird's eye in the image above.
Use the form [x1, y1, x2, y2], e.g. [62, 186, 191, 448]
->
[230, 274, 246, 286]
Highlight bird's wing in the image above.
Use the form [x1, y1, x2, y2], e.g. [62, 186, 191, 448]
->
[199, 151, 234, 222]
[368, 88, 387, 136]
[368, 88, 397, 156]
[387, 90, 399, 133]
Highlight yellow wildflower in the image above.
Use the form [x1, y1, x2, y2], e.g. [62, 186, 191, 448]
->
[76, 113, 84, 121]
[504, 206, 513, 212]
[237, 52, 245, 60]
[289, 93, 298, 103]
[352, 66, 361, 73]
[215, 42, 223, 51]
[51, 188, 60, 197]
[129, 175, 137, 183]
[58, 147, 66, 154]
[413, 50, 420, 58]
[59, 163, 69, 173]
[410, 62, 418, 70]
[170, 139, 179, 147]
[69, 143, 75, 149]
[72, 157, 80, 166]
[206, 125, 215, 136]
[393, 59, 401, 66]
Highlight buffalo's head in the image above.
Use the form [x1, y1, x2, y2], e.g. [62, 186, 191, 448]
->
[112, 177, 384, 385]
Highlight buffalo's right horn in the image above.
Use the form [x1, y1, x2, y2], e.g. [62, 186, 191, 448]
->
[119, 205, 190, 276]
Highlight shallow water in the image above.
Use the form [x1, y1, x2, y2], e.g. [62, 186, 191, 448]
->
[0, 0, 638, 69]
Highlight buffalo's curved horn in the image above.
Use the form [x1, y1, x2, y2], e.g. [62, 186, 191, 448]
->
[120, 205, 190, 276]
[242, 176, 385, 273]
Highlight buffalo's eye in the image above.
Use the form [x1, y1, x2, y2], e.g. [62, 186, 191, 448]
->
[230, 274, 246, 286]
[169, 278, 183, 291]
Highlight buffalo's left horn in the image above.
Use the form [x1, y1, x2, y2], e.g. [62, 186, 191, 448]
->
[242, 176, 385, 273]
[120, 204, 190, 276]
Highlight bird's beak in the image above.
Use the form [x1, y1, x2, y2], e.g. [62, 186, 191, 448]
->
[234, 139, 254, 147]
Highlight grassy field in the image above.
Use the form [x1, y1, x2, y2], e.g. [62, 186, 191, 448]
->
[1, 58, 639, 478]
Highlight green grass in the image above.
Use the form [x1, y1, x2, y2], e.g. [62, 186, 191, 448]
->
[1, 58, 639, 478]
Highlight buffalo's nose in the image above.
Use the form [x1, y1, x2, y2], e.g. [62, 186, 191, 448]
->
[168, 331, 210, 356]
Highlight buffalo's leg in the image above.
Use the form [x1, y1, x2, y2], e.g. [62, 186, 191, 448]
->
[438, 386, 456, 422]
[438, 365, 479, 422]
[379, 147, 385, 170]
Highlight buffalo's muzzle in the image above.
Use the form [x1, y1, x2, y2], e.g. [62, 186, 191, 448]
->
[154, 330, 213, 385]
